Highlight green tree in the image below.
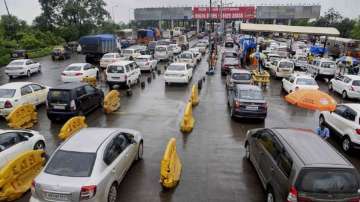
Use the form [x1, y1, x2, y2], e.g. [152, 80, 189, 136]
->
[351, 18, 360, 39]
[0, 15, 28, 40]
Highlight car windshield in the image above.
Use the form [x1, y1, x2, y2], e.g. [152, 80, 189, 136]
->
[225, 42, 234, 48]
[45, 150, 96, 177]
[136, 58, 148, 63]
[296, 169, 359, 194]
[296, 78, 317, 85]
[123, 50, 133, 54]
[48, 90, 70, 104]
[107, 65, 124, 73]
[180, 53, 192, 59]
[196, 43, 206, 47]
[167, 65, 185, 71]
[353, 80, 360, 86]
[239, 90, 264, 100]
[65, 65, 82, 71]
[0, 89, 16, 98]
[321, 62, 336, 68]
[156, 47, 166, 52]
[232, 73, 251, 80]
[9, 61, 24, 66]
[225, 58, 239, 65]
[279, 62, 294, 68]
[223, 52, 237, 58]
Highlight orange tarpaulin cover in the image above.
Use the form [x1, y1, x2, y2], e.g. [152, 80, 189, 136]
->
[285, 89, 337, 111]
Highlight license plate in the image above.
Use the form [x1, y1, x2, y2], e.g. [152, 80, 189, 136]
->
[246, 106, 258, 111]
[45, 192, 70, 201]
[53, 105, 65, 110]
[112, 77, 120, 79]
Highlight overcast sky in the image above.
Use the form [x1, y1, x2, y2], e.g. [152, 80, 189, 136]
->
[1, 0, 359, 24]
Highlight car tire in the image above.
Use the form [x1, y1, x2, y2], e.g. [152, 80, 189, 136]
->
[8, 75, 13, 79]
[342, 136, 351, 152]
[108, 183, 118, 202]
[328, 83, 333, 91]
[245, 143, 250, 160]
[38, 66, 41, 73]
[27, 70, 31, 78]
[342, 91, 348, 99]
[137, 141, 143, 161]
[34, 141, 45, 150]
[266, 187, 275, 202]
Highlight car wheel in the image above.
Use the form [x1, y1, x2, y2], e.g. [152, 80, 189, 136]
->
[8, 75, 13, 79]
[137, 141, 143, 160]
[342, 91, 348, 99]
[328, 83, 333, 91]
[342, 136, 351, 152]
[245, 143, 250, 160]
[266, 187, 275, 202]
[108, 183, 118, 202]
[38, 66, 42, 73]
[27, 70, 31, 78]
[34, 141, 45, 150]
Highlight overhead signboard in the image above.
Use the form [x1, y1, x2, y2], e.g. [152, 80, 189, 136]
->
[256, 6, 321, 19]
[193, 7, 256, 20]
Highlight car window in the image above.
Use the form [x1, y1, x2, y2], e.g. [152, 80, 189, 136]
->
[0, 132, 23, 151]
[76, 87, 86, 97]
[343, 77, 352, 83]
[21, 86, 33, 96]
[352, 80, 360, 86]
[125, 65, 130, 73]
[277, 151, 293, 177]
[238, 89, 264, 100]
[83, 64, 92, 70]
[257, 131, 281, 160]
[232, 73, 251, 80]
[296, 78, 317, 85]
[84, 85, 96, 94]
[335, 76, 344, 81]
[25, 60, 31, 65]
[103, 134, 128, 165]
[107, 65, 124, 74]
[344, 107, 357, 122]
[30, 84, 45, 92]
[48, 90, 71, 104]
[0, 89, 16, 98]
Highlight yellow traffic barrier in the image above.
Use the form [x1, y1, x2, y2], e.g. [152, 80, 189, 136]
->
[104, 90, 120, 114]
[6, 104, 37, 129]
[160, 138, 182, 189]
[251, 70, 270, 86]
[82, 76, 97, 87]
[58, 116, 87, 141]
[191, 85, 199, 106]
[0, 150, 45, 201]
[180, 101, 195, 133]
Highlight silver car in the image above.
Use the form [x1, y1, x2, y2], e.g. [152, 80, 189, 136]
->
[30, 128, 144, 202]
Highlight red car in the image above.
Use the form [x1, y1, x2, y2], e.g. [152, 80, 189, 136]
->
[221, 57, 241, 76]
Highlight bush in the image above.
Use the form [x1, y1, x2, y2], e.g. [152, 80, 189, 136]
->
[0, 55, 10, 66]
[28, 47, 53, 58]
[20, 33, 44, 50]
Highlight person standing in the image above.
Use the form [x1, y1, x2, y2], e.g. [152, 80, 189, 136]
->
[315, 123, 330, 140]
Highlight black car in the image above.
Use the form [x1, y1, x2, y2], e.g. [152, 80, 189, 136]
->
[227, 84, 267, 120]
[46, 83, 104, 122]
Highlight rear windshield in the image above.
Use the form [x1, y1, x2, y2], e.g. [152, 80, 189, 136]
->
[107, 65, 124, 73]
[45, 150, 96, 177]
[196, 43, 206, 47]
[279, 62, 294, 68]
[123, 50, 133, 54]
[296, 169, 359, 194]
[223, 52, 237, 58]
[225, 42, 234, 48]
[156, 47, 167, 52]
[48, 90, 71, 104]
[0, 89, 16, 98]
[180, 53, 192, 59]
[136, 58, 148, 63]
[353, 80, 360, 86]
[103, 54, 114, 58]
[65, 66, 82, 71]
[232, 73, 251, 80]
[298, 57, 307, 61]
[239, 90, 263, 100]
[9, 61, 24, 65]
[321, 62, 336, 68]
[296, 78, 317, 85]
[167, 65, 185, 71]
[224, 58, 239, 65]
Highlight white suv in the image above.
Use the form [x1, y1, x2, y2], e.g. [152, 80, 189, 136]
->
[164, 63, 193, 85]
[282, 73, 319, 93]
[106, 61, 140, 89]
[154, 45, 173, 62]
[320, 104, 360, 152]
[329, 74, 360, 99]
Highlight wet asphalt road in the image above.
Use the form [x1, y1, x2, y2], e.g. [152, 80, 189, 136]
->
[6, 43, 360, 202]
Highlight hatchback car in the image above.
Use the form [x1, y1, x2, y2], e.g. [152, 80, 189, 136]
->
[0, 82, 49, 116]
[164, 63, 193, 85]
[61, 63, 99, 83]
[221, 57, 241, 76]
[46, 83, 104, 121]
[177, 51, 197, 68]
[329, 74, 360, 99]
[245, 128, 360, 202]
[135, 55, 158, 72]
[0, 129, 45, 169]
[100, 53, 122, 69]
[30, 128, 143, 202]
[226, 69, 252, 89]
[227, 85, 267, 120]
[5, 59, 41, 79]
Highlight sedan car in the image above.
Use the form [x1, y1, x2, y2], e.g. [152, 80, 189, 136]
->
[135, 55, 158, 72]
[282, 74, 319, 93]
[195, 42, 207, 54]
[222, 50, 238, 60]
[188, 48, 202, 64]
[5, 59, 41, 79]
[61, 63, 99, 83]
[168, 44, 182, 55]
[221, 57, 241, 76]
[177, 51, 197, 68]
[329, 75, 360, 99]
[164, 63, 193, 85]
[227, 84, 267, 120]
[0, 129, 45, 169]
[30, 128, 143, 202]
[226, 69, 252, 89]
[0, 82, 49, 116]
[100, 53, 121, 69]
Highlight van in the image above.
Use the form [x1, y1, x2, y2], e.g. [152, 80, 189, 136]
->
[245, 128, 360, 202]
[154, 45, 173, 62]
[105, 61, 141, 89]
[47, 83, 104, 121]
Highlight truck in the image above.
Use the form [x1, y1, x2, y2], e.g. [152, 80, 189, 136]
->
[137, 29, 155, 45]
[79, 34, 121, 64]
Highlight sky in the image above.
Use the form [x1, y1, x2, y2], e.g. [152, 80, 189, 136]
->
[1, 0, 359, 24]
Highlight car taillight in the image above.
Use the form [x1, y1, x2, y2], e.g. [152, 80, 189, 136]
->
[4, 100, 13, 108]
[80, 185, 96, 201]
[287, 186, 298, 202]
[348, 197, 360, 202]
[234, 100, 241, 108]
[61, 72, 66, 76]
[355, 129, 360, 135]
[75, 73, 83, 76]
[350, 86, 355, 91]
[70, 100, 76, 111]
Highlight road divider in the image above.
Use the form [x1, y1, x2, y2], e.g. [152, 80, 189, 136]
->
[58, 116, 87, 140]
[191, 85, 199, 106]
[6, 104, 37, 129]
[160, 138, 182, 189]
[180, 101, 195, 133]
[104, 90, 120, 113]
[0, 150, 45, 201]
[82, 76, 97, 87]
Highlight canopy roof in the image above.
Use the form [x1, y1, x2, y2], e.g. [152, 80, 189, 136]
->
[240, 23, 340, 36]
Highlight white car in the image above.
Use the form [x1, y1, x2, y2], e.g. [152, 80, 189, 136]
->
[30, 128, 143, 202]
[306, 58, 337, 79]
[100, 53, 121, 69]
[106, 61, 141, 88]
[0, 82, 49, 116]
[188, 48, 202, 63]
[198, 39, 209, 47]
[195, 42, 207, 54]
[164, 63, 193, 85]
[168, 44, 182, 55]
[293, 55, 308, 70]
[5, 59, 41, 79]
[269, 59, 294, 78]
[0, 129, 45, 169]
[154, 45, 173, 62]
[177, 51, 197, 68]
[122, 48, 141, 60]
[135, 55, 158, 72]
[282, 74, 319, 93]
[265, 53, 281, 69]
[320, 104, 360, 152]
[61, 63, 99, 83]
[329, 74, 360, 99]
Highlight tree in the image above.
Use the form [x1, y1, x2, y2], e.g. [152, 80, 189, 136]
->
[0, 15, 28, 40]
[351, 18, 360, 39]
[336, 18, 356, 38]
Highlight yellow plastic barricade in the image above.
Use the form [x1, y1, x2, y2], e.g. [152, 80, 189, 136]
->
[251, 70, 270, 86]
[58, 116, 87, 141]
[191, 85, 199, 106]
[0, 150, 45, 201]
[160, 138, 182, 189]
[82, 76, 97, 87]
[6, 104, 37, 129]
[104, 90, 120, 114]
[180, 101, 195, 133]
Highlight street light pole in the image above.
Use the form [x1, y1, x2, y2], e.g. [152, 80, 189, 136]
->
[3, 0, 19, 45]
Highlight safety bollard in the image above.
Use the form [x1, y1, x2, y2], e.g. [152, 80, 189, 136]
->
[160, 138, 182, 189]
[180, 101, 195, 133]
[191, 85, 199, 106]
[6, 104, 37, 129]
[58, 116, 87, 140]
[198, 79, 203, 90]
[0, 150, 45, 201]
[103, 90, 120, 114]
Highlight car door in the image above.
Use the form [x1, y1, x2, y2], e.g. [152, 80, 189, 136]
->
[338, 106, 357, 135]
[30, 84, 47, 105]
[273, 148, 292, 202]
[329, 105, 349, 134]
[341, 76, 352, 93]
[332, 76, 343, 92]
[84, 85, 99, 109]
[75, 86, 90, 113]
[20, 85, 35, 105]
[0, 132, 29, 165]
[24, 60, 32, 73]
[187, 64, 193, 78]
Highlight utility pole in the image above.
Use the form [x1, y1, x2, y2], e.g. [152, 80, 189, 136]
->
[209, 0, 212, 53]
[3, 0, 19, 45]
